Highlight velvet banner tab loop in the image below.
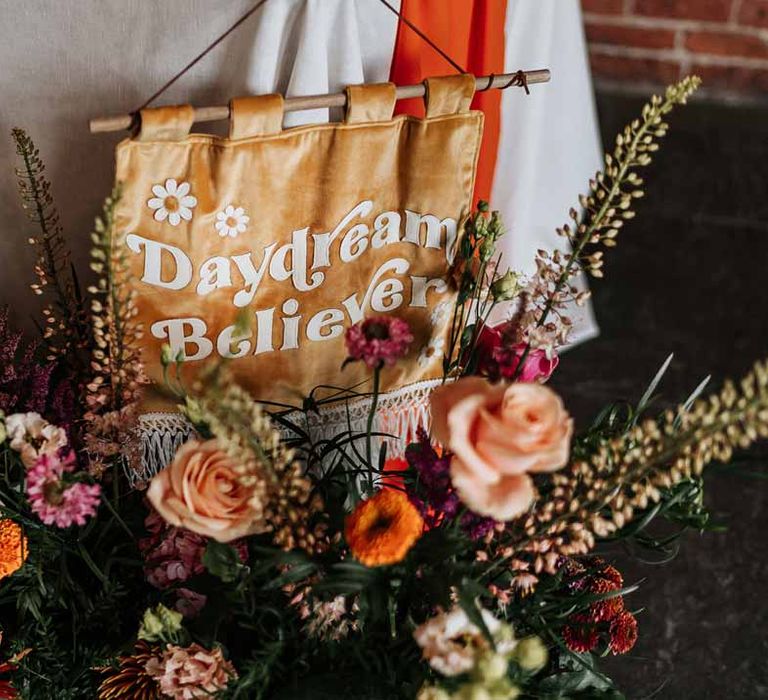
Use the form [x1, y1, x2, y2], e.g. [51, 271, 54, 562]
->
[424, 74, 476, 118]
[136, 105, 195, 142]
[229, 94, 284, 139]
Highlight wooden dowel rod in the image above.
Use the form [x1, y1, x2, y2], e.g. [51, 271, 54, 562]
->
[89, 69, 550, 134]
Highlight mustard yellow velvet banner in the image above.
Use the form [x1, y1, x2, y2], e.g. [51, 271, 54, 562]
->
[113, 75, 483, 415]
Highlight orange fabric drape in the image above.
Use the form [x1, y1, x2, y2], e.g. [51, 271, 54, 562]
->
[388, 0, 507, 205]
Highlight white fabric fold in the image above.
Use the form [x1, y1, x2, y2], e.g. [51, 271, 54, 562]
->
[493, 0, 601, 346]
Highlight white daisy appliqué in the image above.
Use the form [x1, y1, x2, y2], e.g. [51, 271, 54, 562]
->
[215, 205, 250, 238]
[147, 179, 197, 226]
[430, 300, 452, 327]
[418, 336, 445, 368]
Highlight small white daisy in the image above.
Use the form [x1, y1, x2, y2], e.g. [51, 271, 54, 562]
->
[215, 205, 250, 238]
[418, 336, 445, 368]
[430, 300, 452, 326]
[147, 179, 197, 226]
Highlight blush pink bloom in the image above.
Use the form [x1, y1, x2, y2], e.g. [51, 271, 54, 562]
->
[430, 378, 573, 521]
[145, 643, 236, 699]
[5, 412, 68, 469]
[345, 316, 414, 368]
[25, 452, 101, 528]
[147, 440, 268, 542]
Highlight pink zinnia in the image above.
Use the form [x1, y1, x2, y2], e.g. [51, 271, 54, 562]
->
[345, 316, 414, 369]
[26, 453, 101, 528]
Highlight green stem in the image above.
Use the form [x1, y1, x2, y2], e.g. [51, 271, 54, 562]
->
[365, 366, 381, 492]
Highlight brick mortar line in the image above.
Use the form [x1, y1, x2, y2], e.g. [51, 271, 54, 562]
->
[583, 12, 768, 39]
[594, 76, 768, 105]
[590, 43, 768, 69]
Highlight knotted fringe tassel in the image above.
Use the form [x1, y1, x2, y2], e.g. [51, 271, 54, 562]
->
[129, 379, 439, 487]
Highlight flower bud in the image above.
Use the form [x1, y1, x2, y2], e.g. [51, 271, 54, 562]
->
[138, 603, 183, 643]
[475, 652, 509, 683]
[160, 343, 175, 367]
[455, 683, 492, 700]
[416, 686, 451, 700]
[513, 635, 548, 671]
[490, 271, 520, 302]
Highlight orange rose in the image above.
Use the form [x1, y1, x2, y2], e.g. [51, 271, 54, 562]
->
[430, 378, 573, 521]
[147, 439, 267, 542]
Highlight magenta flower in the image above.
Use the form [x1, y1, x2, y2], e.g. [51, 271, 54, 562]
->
[26, 452, 101, 528]
[475, 322, 558, 383]
[495, 342, 559, 383]
[345, 316, 414, 369]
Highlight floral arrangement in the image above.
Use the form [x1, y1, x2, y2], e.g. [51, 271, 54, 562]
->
[0, 76, 765, 700]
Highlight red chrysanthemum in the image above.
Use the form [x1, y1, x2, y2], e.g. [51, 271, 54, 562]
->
[344, 317, 413, 368]
[562, 623, 600, 653]
[586, 576, 625, 623]
[609, 611, 639, 655]
[596, 563, 624, 588]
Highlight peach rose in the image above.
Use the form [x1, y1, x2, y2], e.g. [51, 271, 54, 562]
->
[430, 378, 573, 521]
[147, 439, 267, 542]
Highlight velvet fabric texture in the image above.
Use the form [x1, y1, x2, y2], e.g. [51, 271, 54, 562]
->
[113, 75, 483, 412]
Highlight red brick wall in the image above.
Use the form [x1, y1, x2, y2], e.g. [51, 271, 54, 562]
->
[582, 0, 768, 97]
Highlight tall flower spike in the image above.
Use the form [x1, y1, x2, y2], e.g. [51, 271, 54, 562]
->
[84, 187, 147, 477]
[512, 76, 701, 362]
[500, 359, 768, 570]
[12, 128, 91, 368]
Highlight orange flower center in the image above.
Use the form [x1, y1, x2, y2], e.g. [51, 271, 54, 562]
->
[163, 196, 180, 212]
[225, 216, 238, 228]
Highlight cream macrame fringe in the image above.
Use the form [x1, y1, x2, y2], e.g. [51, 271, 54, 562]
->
[131, 379, 440, 485]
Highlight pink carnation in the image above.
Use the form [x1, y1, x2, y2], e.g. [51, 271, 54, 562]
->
[345, 316, 413, 369]
[145, 643, 237, 699]
[26, 452, 101, 528]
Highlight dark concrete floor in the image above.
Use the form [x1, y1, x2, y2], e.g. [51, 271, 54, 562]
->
[548, 93, 768, 698]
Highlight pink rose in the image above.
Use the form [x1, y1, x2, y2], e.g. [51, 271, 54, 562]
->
[147, 439, 267, 542]
[430, 378, 573, 520]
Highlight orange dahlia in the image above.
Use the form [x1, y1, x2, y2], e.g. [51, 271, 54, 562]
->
[345, 490, 423, 567]
[0, 520, 27, 581]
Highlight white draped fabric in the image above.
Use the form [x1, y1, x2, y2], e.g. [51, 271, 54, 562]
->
[0, 0, 598, 341]
[493, 0, 602, 344]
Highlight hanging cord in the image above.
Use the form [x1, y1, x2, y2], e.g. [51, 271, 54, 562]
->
[131, 0, 525, 123]
[374, 0, 467, 74]
[133, 0, 273, 114]
[479, 70, 530, 95]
